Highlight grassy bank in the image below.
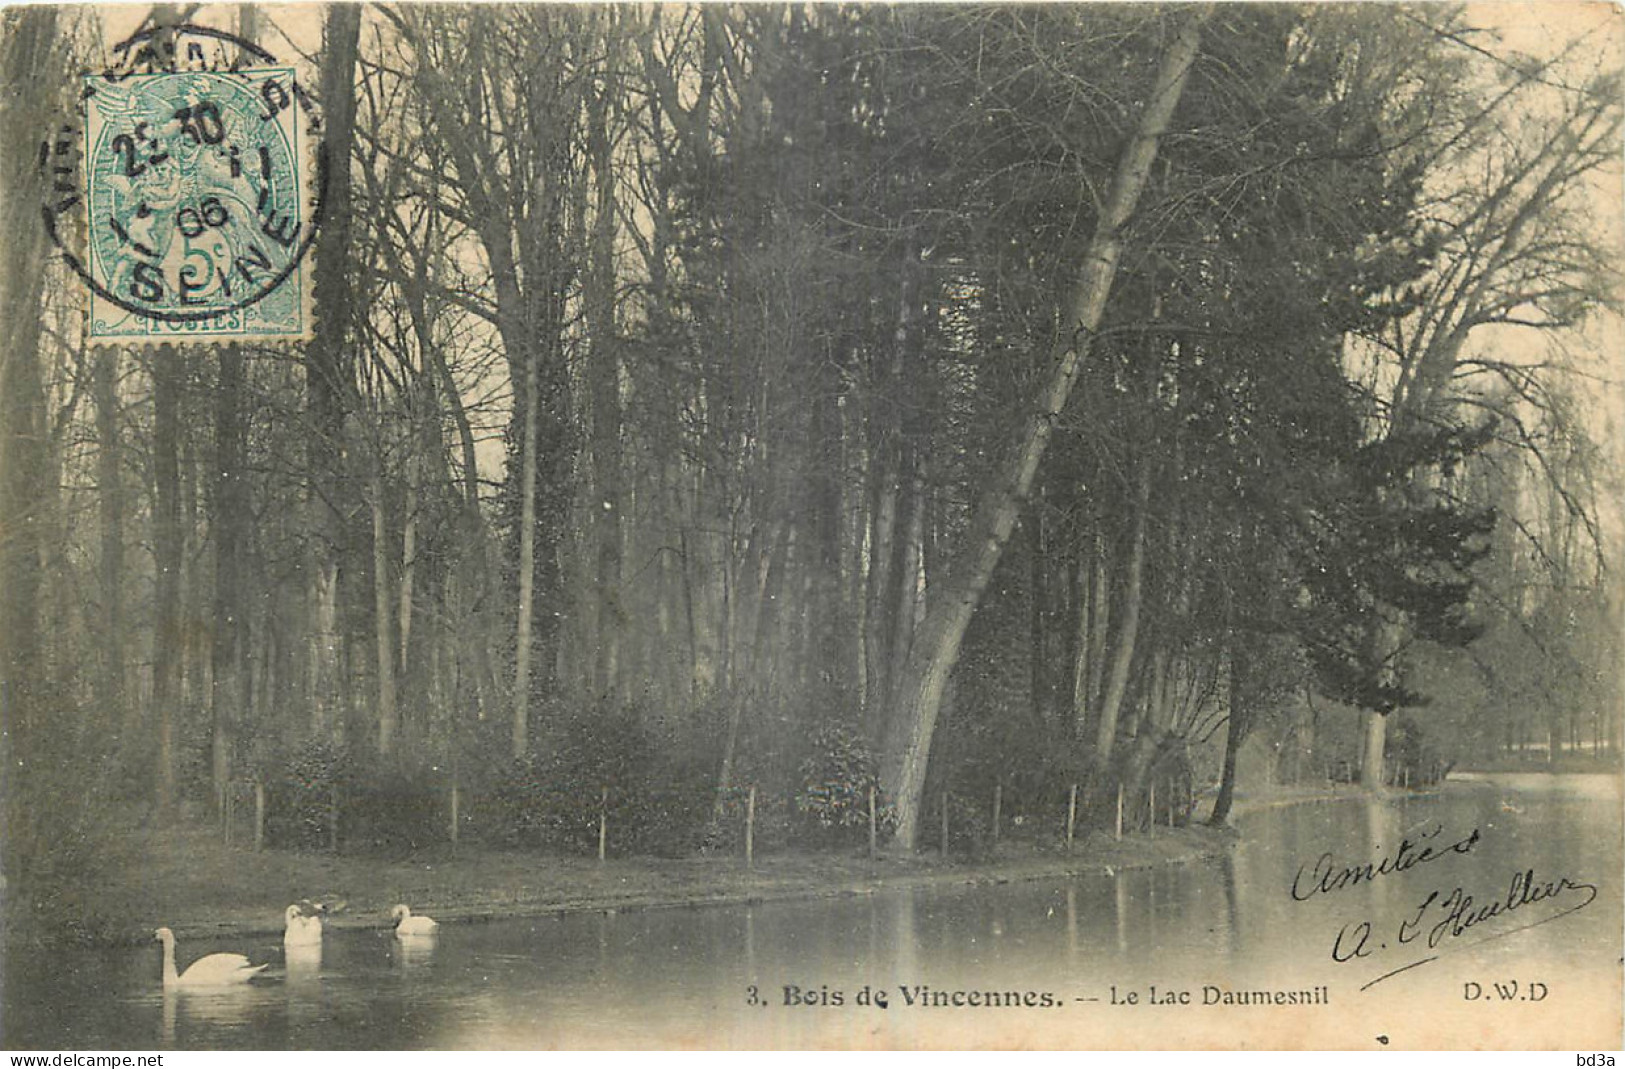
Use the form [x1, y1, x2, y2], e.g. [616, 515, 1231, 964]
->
[6, 822, 1237, 948]
[1457, 753, 1621, 775]
[1225, 782, 1374, 815]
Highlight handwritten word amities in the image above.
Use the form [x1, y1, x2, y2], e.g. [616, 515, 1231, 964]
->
[1291, 823, 1481, 901]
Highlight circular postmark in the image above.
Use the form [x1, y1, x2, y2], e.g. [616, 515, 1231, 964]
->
[41, 23, 325, 343]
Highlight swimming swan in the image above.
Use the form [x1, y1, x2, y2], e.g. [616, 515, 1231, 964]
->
[283, 903, 323, 947]
[391, 904, 439, 936]
[155, 927, 267, 988]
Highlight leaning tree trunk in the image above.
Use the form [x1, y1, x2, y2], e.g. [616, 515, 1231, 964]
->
[881, 10, 1207, 848]
[1208, 646, 1249, 827]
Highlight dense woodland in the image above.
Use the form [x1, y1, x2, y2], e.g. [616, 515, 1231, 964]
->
[1, 4, 1620, 890]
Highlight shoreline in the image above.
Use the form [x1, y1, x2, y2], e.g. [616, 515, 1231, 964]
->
[9, 781, 1431, 949]
[7, 824, 1238, 950]
[316, 826, 1237, 934]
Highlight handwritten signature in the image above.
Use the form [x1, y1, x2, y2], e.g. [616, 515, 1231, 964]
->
[1330, 866, 1597, 990]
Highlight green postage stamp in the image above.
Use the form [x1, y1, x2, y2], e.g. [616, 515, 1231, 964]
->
[79, 65, 313, 343]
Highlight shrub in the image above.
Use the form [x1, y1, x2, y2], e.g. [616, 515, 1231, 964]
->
[478, 701, 719, 857]
[709, 776, 794, 854]
[794, 722, 891, 848]
[268, 738, 351, 851]
[638, 755, 718, 857]
[344, 762, 448, 855]
[481, 755, 548, 848]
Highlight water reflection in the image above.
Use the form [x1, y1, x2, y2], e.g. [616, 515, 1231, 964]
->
[891, 888, 917, 983]
[155, 981, 282, 1043]
[1113, 872, 1129, 956]
[5, 775, 1618, 1049]
[1064, 885, 1077, 963]
[391, 934, 435, 972]
[284, 942, 322, 984]
[1217, 852, 1240, 956]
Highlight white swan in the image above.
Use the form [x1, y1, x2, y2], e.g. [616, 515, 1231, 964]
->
[283, 903, 323, 948]
[391, 904, 439, 936]
[155, 927, 266, 988]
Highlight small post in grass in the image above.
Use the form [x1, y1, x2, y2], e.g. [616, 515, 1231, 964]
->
[1066, 784, 1077, 853]
[598, 786, 609, 863]
[254, 781, 265, 852]
[745, 784, 756, 869]
[992, 783, 1002, 847]
[1115, 784, 1124, 842]
[450, 781, 461, 852]
[1148, 782, 1157, 836]
[940, 790, 950, 859]
[868, 784, 877, 861]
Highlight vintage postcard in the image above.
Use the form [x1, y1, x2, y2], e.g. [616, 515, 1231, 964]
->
[1, 1, 1620, 1052]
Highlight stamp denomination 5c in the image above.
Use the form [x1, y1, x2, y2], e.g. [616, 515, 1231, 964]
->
[78, 63, 313, 342]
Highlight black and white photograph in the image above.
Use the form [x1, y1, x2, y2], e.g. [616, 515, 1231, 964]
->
[1, 0, 1621, 1051]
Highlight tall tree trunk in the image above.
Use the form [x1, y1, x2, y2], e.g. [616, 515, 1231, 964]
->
[180, 400, 205, 761]
[809, 369, 847, 705]
[880, 10, 1207, 847]
[714, 522, 790, 820]
[1361, 616, 1404, 788]
[678, 516, 702, 701]
[863, 238, 918, 727]
[371, 458, 397, 755]
[1362, 708, 1387, 789]
[1070, 538, 1095, 739]
[398, 453, 417, 673]
[1095, 454, 1152, 765]
[1145, 647, 1170, 735]
[211, 343, 247, 803]
[152, 345, 182, 813]
[1087, 527, 1111, 722]
[308, 2, 362, 740]
[1028, 498, 1048, 724]
[889, 467, 923, 693]
[206, 0, 259, 809]
[1208, 647, 1248, 826]
[513, 338, 540, 759]
[96, 349, 129, 751]
[0, 5, 60, 842]
[863, 447, 900, 726]
[586, 82, 623, 700]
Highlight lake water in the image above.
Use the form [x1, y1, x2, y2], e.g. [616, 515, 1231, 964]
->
[3, 774, 1619, 1048]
